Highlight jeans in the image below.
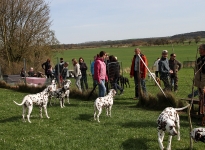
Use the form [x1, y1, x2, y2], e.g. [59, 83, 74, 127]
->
[76, 75, 82, 92]
[134, 71, 147, 97]
[80, 74, 88, 91]
[96, 80, 106, 97]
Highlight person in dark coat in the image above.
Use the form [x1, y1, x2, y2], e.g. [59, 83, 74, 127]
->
[158, 50, 173, 91]
[169, 53, 182, 92]
[79, 57, 88, 91]
[107, 55, 123, 95]
[42, 58, 51, 78]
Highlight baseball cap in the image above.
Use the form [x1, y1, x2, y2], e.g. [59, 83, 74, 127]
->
[162, 50, 168, 54]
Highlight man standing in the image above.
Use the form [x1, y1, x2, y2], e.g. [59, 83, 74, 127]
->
[55, 58, 64, 84]
[194, 44, 205, 119]
[169, 53, 182, 92]
[158, 50, 173, 91]
[130, 48, 148, 99]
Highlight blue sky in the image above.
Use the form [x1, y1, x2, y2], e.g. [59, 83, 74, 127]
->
[46, 0, 205, 44]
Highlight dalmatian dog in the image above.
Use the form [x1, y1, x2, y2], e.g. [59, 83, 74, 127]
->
[53, 79, 71, 108]
[148, 72, 156, 81]
[157, 104, 190, 150]
[13, 87, 53, 123]
[48, 79, 58, 106]
[94, 89, 116, 122]
[191, 127, 205, 143]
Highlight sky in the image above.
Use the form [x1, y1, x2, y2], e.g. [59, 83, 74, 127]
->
[46, 0, 205, 44]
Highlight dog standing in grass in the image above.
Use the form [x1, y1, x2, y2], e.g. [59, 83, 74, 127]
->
[94, 89, 116, 122]
[157, 104, 190, 150]
[13, 87, 53, 123]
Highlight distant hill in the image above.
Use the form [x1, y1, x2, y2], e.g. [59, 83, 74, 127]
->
[170, 31, 205, 39]
[54, 31, 205, 49]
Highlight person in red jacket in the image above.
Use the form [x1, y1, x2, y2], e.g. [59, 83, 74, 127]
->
[130, 48, 148, 99]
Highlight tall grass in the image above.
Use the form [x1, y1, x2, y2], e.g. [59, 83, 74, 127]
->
[0, 88, 203, 150]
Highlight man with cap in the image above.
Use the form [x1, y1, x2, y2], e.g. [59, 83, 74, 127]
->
[158, 50, 173, 91]
[169, 53, 182, 92]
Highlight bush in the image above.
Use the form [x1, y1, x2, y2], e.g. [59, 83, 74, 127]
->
[137, 91, 186, 110]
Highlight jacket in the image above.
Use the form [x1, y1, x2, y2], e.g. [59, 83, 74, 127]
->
[94, 57, 108, 83]
[158, 57, 170, 78]
[108, 62, 120, 81]
[73, 63, 82, 77]
[130, 54, 148, 79]
[169, 59, 182, 73]
[194, 55, 205, 88]
[79, 62, 87, 76]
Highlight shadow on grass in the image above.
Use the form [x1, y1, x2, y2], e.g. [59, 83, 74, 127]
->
[75, 113, 93, 121]
[120, 120, 156, 128]
[121, 137, 148, 150]
[0, 116, 21, 123]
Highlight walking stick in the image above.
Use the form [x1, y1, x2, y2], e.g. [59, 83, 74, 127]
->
[138, 54, 167, 98]
[188, 47, 199, 150]
[87, 84, 98, 100]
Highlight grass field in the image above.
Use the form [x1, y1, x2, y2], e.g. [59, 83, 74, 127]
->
[1, 43, 205, 149]
[53, 43, 200, 70]
[0, 88, 204, 150]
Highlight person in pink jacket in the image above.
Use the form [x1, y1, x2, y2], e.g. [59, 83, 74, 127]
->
[94, 51, 108, 97]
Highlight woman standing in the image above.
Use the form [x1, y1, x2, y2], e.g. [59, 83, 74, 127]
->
[94, 51, 108, 97]
[72, 58, 82, 92]
[79, 57, 88, 91]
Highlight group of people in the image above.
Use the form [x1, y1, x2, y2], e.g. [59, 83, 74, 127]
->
[152, 50, 182, 92]
[129, 47, 182, 100]
[90, 51, 124, 97]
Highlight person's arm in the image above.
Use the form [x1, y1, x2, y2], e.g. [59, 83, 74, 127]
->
[177, 60, 182, 71]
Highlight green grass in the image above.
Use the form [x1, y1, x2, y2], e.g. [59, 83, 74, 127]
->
[0, 88, 204, 150]
[53, 43, 202, 69]
[1, 43, 205, 149]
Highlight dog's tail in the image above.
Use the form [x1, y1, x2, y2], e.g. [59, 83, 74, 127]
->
[13, 97, 27, 106]
[174, 103, 190, 111]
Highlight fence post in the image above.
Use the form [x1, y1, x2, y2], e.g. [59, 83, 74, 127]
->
[23, 58, 26, 85]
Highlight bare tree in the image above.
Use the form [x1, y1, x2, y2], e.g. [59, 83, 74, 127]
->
[194, 36, 201, 44]
[0, 0, 59, 74]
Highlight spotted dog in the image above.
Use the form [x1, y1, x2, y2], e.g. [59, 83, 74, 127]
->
[94, 89, 116, 122]
[48, 79, 58, 106]
[54, 79, 71, 108]
[13, 87, 53, 123]
[148, 72, 156, 81]
[191, 127, 205, 143]
[157, 104, 190, 150]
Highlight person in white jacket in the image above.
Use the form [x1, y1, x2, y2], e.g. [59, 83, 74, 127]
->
[152, 57, 160, 77]
[72, 58, 82, 92]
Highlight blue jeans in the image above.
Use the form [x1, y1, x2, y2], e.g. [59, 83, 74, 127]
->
[96, 80, 106, 97]
[134, 71, 147, 97]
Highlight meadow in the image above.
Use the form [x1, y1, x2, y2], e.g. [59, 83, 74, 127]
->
[0, 42, 205, 149]
[0, 88, 204, 150]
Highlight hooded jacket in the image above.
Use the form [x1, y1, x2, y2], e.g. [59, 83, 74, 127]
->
[94, 57, 108, 83]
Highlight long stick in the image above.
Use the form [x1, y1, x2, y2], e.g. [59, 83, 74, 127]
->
[188, 47, 198, 150]
[138, 54, 167, 98]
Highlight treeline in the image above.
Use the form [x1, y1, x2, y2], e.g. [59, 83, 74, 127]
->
[52, 31, 205, 49]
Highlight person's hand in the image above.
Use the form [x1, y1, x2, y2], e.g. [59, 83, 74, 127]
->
[169, 70, 173, 74]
